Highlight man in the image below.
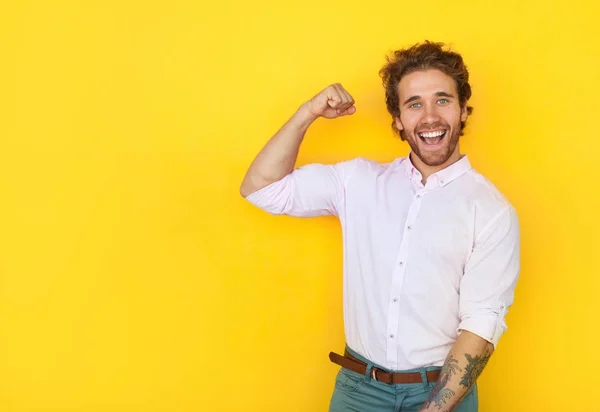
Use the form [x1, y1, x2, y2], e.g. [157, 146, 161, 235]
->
[240, 41, 520, 412]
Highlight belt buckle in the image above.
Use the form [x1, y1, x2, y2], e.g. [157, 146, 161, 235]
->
[371, 367, 393, 384]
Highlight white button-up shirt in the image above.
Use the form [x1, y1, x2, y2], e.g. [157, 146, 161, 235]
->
[245, 154, 520, 370]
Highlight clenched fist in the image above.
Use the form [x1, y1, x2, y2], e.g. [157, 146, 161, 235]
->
[306, 83, 356, 119]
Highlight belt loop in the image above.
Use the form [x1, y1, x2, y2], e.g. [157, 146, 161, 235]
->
[364, 360, 375, 382]
[419, 369, 429, 389]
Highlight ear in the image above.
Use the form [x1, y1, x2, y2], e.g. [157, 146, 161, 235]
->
[395, 116, 404, 131]
[460, 105, 468, 122]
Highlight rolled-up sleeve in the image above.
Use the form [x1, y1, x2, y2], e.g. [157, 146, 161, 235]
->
[458, 205, 520, 348]
[244, 159, 358, 218]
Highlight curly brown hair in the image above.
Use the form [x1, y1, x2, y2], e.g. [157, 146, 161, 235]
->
[379, 41, 474, 140]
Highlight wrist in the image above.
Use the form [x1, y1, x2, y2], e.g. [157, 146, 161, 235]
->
[296, 102, 320, 125]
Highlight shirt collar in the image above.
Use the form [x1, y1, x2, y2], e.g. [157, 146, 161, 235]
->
[402, 152, 472, 188]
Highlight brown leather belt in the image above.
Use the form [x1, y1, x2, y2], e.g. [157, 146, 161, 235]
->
[329, 350, 441, 384]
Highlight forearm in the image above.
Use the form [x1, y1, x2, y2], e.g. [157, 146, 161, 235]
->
[419, 331, 494, 412]
[240, 103, 317, 197]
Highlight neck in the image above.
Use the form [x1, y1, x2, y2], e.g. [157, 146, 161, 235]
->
[410, 146, 461, 184]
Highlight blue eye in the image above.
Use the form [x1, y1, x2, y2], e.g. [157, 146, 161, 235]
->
[410, 102, 421, 109]
[438, 99, 448, 104]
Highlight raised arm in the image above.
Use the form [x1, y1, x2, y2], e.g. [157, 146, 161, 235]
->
[239, 83, 356, 198]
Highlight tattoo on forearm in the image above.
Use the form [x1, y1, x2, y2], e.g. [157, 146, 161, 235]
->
[422, 354, 462, 409]
[429, 387, 454, 409]
[422, 349, 492, 410]
[459, 350, 492, 388]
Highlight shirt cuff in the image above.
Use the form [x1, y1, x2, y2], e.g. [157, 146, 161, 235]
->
[244, 176, 290, 215]
[457, 303, 508, 348]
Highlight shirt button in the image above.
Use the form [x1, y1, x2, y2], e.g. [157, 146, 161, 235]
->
[389, 334, 394, 339]
[398, 261, 403, 266]
[440, 180, 444, 184]
[416, 194, 421, 199]
[407, 225, 412, 230]
[393, 298, 398, 302]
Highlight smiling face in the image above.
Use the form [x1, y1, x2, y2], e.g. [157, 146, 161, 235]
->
[395, 69, 468, 174]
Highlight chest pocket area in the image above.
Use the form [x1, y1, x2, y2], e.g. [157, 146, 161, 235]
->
[401, 217, 470, 299]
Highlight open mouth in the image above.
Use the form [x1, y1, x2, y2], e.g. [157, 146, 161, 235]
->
[418, 129, 446, 146]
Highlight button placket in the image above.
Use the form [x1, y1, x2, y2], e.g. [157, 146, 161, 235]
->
[385, 191, 425, 366]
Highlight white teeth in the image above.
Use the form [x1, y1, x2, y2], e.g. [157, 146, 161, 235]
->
[419, 130, 445, 138]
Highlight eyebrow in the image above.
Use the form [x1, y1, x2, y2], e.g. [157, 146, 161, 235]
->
[402, 91, 456, 106]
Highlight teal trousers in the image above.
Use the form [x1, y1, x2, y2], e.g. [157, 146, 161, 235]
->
[328, 346, 478, 412]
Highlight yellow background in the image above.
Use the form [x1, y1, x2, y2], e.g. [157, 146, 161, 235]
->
[1, 1, 598, 411]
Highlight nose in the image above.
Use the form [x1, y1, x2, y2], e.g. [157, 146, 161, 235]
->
[421, 102, 441, 125]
